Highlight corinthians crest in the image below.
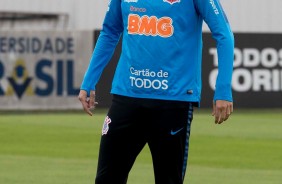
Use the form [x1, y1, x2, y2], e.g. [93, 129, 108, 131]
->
[163, 0, 181, 5]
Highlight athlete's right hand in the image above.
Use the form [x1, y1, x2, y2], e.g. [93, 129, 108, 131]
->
[78, 90, 97, 116]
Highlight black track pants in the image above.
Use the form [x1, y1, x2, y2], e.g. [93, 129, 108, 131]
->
[95, 95, 194, 184]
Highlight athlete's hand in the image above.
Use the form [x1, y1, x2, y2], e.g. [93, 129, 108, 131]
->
[78, 90, 98, 116]
[212, 100, 233, 124]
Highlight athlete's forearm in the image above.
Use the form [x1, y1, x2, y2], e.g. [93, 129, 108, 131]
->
[195, 0, 234, 101]
[214, 35, 234, 102]
[80, 0, 123, 95]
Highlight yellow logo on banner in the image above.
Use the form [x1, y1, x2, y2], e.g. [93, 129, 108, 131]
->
[5, 59, 34, 98]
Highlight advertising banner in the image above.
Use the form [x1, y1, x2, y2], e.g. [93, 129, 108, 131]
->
[202, 33, 282, 108]
[0, 31, 93, 110]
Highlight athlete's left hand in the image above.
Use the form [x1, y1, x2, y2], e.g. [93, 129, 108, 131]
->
[78, 90, 98, 116]
[212, 100, 233, 124]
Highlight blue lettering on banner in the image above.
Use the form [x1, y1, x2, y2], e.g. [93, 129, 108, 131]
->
[57, 60, 64, 95]
[43, 38, 53, 53]
[0, 60, 4, 95]
[67, 60, 80, 95]
[0, 36, 74, 54]
[0, 59, 80, 99]
[35, 59, 54, 96]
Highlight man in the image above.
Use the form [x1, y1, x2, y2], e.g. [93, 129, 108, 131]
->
[78, 0, 234, 183]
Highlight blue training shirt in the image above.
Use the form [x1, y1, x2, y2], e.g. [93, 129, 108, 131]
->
[81, 0, 234, 103]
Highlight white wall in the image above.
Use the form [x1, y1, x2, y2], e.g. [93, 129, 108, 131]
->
[0, 0, 107, 30]
[220, 0, 282, 33]
[1, 0, 282, 32]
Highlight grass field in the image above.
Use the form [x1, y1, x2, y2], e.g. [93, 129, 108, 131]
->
[0, 109, 282, 184]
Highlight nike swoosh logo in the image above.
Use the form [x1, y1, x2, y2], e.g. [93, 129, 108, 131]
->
[170, 127, 184, 135]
